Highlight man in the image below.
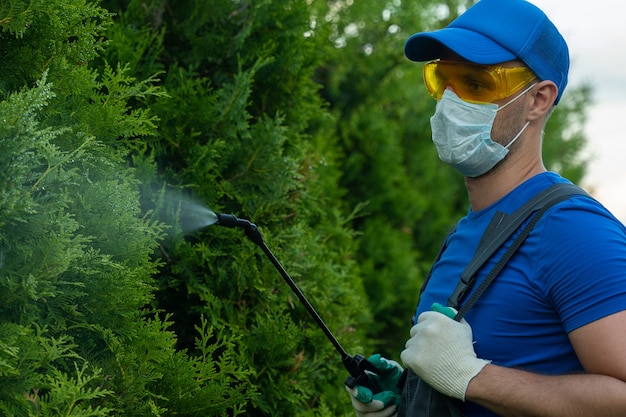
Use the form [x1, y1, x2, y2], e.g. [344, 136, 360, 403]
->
[346, 0, 626, 416]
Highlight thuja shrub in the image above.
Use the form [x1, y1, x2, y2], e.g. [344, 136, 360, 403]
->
[0, 1, 253, 415]
[99, 0, 373, 415]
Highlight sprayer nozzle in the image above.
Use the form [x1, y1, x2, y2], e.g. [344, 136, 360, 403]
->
[216, 213, 264, 246]
[216, 213, 240, 228]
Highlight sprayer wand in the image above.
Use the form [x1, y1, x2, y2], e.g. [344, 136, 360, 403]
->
[216, 213, 381, 393]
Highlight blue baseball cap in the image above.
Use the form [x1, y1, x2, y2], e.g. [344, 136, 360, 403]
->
[405, 0, 569, 104]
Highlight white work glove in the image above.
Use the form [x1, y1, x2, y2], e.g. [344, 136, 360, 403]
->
[345, 354, 403, 417]
[400, 303, 490, 401]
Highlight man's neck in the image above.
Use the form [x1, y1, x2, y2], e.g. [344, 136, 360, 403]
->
[466, 158, 547, 212]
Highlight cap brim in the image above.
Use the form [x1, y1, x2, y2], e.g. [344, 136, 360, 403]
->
[404, 28, 517, 65]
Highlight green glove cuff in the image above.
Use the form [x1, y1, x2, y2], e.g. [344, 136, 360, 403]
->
[431, 302, 456, 319]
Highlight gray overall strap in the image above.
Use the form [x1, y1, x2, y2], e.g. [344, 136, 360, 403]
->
[447, 183, 590, 314]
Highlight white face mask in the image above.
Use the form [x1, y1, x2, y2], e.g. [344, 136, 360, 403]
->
[430, 84, 534, 177]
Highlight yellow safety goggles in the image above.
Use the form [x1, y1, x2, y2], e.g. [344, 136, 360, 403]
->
[423, 60, 537, 104]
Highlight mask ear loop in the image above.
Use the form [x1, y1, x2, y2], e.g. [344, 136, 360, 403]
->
[504, 121, 530, 149]
[497, 82, 536, 149]
[497, 82, 537, 112]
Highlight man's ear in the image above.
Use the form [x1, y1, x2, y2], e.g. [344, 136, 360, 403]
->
[528, 80, 559, 121]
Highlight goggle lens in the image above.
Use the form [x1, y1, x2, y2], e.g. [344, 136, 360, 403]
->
[423, 60, 536, 104]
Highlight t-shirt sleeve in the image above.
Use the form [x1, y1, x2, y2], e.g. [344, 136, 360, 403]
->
[534, 196, 626, 333]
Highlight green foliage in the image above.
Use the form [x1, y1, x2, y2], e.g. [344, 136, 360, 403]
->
[35, 363, 114, 417]
[0, 0, 592, 415]
[0, 0, 111, 95]
[156, 318, 252, 416]
[0, 77, 114, 414]
[0, 0, 253, 414]
[543, 83, 592, 182]
[99, 0, 372, 414]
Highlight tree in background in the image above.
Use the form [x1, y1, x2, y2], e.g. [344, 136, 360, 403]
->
[314, 0, 590, 356]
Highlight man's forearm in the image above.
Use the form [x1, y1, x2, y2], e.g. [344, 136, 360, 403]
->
[466, 364, 626, 416]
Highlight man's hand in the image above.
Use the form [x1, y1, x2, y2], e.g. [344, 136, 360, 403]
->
[400, 303, 490, 401]
[345, 354, 403, 417]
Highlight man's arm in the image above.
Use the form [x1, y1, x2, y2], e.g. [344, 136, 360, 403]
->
[465, 310, 626, 416]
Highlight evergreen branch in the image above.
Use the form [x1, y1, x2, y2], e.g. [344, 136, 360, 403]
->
[31, 137, 93, 191]
[0, 0, 33, 37]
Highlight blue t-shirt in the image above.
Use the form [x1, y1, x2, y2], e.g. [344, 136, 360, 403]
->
[414, 172, 626, 417]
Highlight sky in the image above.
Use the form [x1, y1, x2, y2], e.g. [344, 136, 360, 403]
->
[529, 0, 626, 224]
